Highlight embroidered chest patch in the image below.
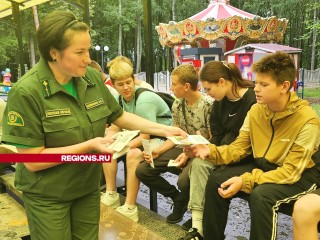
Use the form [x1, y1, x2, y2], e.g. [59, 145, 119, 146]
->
[7, 111, 24, 126]
[85, 98, 104, 109]
[45, 108, 71, 118]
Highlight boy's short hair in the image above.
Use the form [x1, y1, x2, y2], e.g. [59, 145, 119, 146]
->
[107, 56, 133, 68]
[109, 61, 134, 84]
[171, 64, 199, 91]
[251, 52, 296, 88]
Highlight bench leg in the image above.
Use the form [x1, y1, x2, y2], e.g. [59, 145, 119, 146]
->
[0, 182, 5, 194]
[150, 189, 158, 213]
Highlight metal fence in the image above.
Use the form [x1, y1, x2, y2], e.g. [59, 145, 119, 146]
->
[299, 68, 320, 88]
[136, 71, 171, 92]
[153, 71, 171, 92]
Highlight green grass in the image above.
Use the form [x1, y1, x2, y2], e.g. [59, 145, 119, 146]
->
[304, 87, 320, 117]
[304, 87, 320, 98]
[311, 104, 320, 117]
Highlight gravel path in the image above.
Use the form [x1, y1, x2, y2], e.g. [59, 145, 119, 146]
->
[129, 168, 294, 239]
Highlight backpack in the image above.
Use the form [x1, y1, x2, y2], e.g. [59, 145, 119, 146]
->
[118, 87, 174, 118]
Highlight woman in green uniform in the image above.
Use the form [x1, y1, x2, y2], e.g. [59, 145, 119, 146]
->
[1, 11, 185, 240]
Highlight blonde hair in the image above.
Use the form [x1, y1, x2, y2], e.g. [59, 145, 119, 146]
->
[109, 61, 134, 84]
[171, 64, 199, 91]
[107, 56, 133, 68]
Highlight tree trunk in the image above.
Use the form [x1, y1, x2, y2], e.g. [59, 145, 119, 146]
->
[136, 0, 142, 73]
[172, 0, 176, 21]
[118, 0, 122, 56]
[311, 2, 317, 70]
[269, 0, 274, 16]
[30, 6, 39, 67]
[28, 33, 36, 67]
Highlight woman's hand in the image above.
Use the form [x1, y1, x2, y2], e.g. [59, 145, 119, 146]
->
[165, 126, 187, 138]
[91, 137, 115, 154]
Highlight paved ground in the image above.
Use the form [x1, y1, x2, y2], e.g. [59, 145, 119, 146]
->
[117, 163, 295, 240]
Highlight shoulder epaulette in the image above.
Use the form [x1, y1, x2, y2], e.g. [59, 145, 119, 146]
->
[41, 80, 52, 98]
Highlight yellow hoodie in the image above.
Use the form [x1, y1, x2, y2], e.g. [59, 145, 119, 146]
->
[207, 92, 320, 193]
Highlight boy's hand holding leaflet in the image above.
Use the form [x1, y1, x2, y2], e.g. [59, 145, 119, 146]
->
[168, 152, 189, 168]
[167, 159, 179, 167]
[107, 130, 140, 159]
[141, 139, 154, 168]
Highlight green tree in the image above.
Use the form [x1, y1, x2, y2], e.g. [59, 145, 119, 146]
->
[0, 0, 319, 80]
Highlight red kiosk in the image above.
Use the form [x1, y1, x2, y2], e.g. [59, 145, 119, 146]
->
[224, 43, 302, 83]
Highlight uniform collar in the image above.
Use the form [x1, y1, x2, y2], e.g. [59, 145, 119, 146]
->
[37, 58, 95, 98]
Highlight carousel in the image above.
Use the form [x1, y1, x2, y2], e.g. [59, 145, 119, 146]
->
[156, 0, 289, 64]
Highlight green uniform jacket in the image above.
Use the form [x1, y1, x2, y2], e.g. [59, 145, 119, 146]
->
[207, 92, 320, 193]
[1, 58, 123, 201]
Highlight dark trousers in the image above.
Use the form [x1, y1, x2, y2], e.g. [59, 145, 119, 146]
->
[203, 159, 320, 240]
[136, 147, 191, 202]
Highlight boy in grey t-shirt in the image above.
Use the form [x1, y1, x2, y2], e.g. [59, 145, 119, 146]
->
[136, 64, 213, 225]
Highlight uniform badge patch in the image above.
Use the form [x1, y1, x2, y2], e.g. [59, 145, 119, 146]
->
[45, 108, 71, 118]
[85, 98, 104, 109]
[7, 111, 24, 126]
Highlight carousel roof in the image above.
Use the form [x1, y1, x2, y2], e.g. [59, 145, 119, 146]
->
[190, 0, 254, 20]
[224, 43, 302, 55]
[156, 0, 288, 47]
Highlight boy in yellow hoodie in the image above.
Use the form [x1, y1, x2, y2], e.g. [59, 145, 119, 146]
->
[190, 52, 320, 240]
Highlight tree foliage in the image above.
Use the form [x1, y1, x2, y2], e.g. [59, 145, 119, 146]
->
[0, 0, 319, 81]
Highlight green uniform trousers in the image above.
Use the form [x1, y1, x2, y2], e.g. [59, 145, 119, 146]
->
[22, 188, 100, 240]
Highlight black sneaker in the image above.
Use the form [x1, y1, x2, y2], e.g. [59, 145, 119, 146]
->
[179, 228, 203, 240]
[181, 218, 192, 231]
[166, 196, 188, 224]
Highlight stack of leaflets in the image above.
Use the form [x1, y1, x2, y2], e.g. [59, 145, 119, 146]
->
[108, 130, 140, 159]
[167, 135, 210, 148]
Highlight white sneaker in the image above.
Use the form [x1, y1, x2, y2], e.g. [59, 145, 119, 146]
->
[101, 192, 120, 209]
[116, 205, 139, 222]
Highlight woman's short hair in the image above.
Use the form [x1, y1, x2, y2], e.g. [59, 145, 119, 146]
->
[37, 11, 89, 62]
